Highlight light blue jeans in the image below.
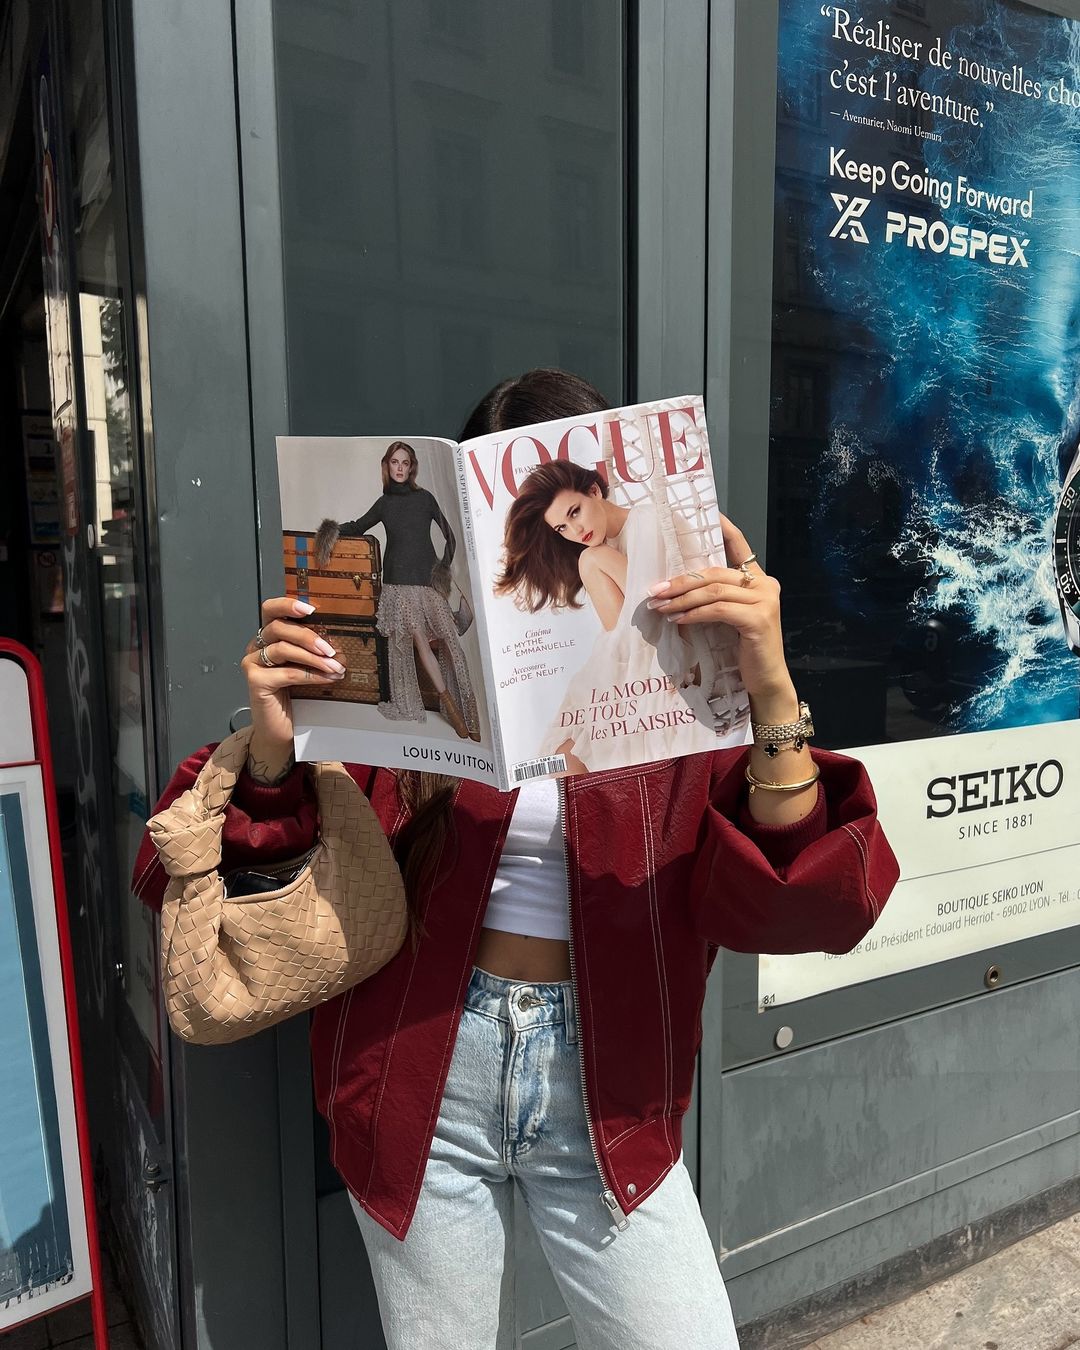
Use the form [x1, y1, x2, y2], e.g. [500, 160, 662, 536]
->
[349, 965, 741, 1349]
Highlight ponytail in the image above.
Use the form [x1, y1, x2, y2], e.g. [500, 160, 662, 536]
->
[392, 771, 457, 945]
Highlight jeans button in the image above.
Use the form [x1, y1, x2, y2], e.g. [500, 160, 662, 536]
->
[518, 994, 535, 1010]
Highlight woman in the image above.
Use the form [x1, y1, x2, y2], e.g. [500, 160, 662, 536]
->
[496, 458, 745, 773]
[332, 439, 479, 741]
[134, 369, 899, 1350]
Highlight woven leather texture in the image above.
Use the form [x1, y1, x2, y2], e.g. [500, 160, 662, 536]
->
[147, 727, 407, 1045]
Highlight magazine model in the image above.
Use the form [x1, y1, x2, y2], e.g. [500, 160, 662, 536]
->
[276, 396, 750, 788]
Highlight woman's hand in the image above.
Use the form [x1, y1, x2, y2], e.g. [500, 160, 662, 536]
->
[241, 598, 346, 781]
[646, 516, 817, 824]
[646, 514, 794, 709]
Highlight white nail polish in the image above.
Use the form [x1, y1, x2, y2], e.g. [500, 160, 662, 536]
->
[314, 638, 336, 657]
[293, 601, 316, 615]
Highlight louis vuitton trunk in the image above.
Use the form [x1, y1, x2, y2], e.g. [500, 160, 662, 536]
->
[283, 530, 381, 621]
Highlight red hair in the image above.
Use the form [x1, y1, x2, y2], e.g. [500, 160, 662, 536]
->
[380, 440, 419, 490]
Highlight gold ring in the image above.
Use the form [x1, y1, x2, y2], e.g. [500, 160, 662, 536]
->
[258, 646, 276, 668]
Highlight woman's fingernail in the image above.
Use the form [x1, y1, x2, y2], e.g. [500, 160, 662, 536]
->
[329, 670, 346, 680]
[293, 601, 316, 615]
[647, 581, 671, 596]
[325, 658, 345, 674]
[646, 599, 670, 611]
[314, 638, 336, 657]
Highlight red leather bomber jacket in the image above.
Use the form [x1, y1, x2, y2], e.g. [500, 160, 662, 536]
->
[133, 744, 899, 1241]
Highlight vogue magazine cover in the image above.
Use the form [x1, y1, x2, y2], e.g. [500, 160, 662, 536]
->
[277, 396, 750, 787]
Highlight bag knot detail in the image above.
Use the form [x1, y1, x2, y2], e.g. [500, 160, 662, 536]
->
[149, 808, 226, 878]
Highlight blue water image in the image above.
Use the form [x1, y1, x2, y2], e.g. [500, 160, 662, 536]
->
[774, 0, 1080, 733]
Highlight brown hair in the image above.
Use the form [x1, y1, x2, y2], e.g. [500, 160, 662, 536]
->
[494, 460, 608, 612]
[381, 440, 419, 491]
[460, 367, 610, 441]
[397, 368, 610, 937]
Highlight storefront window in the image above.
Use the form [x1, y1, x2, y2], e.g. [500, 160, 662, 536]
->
[63, 0, 162, 1117]
[273, 0, 627, 440]
[273, 0, 627, 1202]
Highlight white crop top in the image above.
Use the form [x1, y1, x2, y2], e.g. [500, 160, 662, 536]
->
[482, 777, 569, 941]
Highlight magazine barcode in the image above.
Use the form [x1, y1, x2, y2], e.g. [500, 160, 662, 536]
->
[512, 755, 567, 783]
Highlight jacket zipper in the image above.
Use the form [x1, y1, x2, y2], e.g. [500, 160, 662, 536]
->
[559, 778, 629, 1231]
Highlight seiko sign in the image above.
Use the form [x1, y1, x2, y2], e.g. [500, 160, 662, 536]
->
[925, 760, 1064, 818]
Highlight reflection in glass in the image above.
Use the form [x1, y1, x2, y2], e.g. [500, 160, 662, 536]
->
[64, 0, 161, 1103]
[274, 0, 626, 437]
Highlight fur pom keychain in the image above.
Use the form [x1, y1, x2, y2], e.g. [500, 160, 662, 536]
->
[314, 518, 341, 569]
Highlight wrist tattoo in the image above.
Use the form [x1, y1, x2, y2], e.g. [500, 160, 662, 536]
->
[247, 751, 296, 786]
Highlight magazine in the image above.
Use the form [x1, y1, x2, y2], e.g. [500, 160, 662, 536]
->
[276, 396, 751, 788]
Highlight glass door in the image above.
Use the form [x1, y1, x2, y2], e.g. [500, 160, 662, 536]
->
[270, 1, 628, 1342]
[36, 3, 181, 1344]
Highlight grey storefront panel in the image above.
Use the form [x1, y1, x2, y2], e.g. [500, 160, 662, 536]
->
[125, 1, 290, 1347]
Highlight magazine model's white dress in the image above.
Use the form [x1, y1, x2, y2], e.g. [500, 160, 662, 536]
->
[541, 500, 734, 772]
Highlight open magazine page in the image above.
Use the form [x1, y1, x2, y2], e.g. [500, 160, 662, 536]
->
[461, 396, 751, 785]
[275, 435, 499, 784]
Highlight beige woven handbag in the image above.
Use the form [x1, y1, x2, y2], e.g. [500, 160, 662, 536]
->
[147, 727, 407, 1045]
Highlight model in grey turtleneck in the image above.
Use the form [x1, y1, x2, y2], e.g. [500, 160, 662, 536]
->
[338, 481, 456, 587]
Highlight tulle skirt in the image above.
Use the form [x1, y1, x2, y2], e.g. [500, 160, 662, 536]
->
[375, 584, 479, 733]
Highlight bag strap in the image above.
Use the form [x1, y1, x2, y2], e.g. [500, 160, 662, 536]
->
[148, 727, 255, 879]
[149, 728, 362, 882]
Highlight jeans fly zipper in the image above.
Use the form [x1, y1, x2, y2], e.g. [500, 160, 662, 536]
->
[559, 778, 629, 1231]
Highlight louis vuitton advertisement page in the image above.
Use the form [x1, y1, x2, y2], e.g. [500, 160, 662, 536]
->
[277, 436, 496, 781]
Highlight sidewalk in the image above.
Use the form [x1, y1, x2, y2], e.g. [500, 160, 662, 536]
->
[0, 1245, 144, 1350]
[5, 1214, 1079, 1350]
[808, 1211, 1080, 1350]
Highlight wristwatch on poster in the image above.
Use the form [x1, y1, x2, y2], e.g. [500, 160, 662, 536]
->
[1054, 442, 1080, 655]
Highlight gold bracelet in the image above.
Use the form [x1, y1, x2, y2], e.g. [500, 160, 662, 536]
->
[745, 763, 821, 794]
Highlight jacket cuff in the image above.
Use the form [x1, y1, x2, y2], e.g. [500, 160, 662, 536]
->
[231, 762, 309, 820]
[737, 783, 827, 869]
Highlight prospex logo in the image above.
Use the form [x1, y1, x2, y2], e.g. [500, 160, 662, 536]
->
[885, 212, 1029, 267]
[827, 194, 1030, 267]
[829, 193, 870, 243]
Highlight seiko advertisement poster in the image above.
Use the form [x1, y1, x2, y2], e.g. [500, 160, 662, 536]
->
[759, 0, 1080, 1008]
